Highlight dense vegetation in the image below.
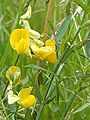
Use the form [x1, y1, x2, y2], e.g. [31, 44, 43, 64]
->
[0, 0, 90, 120]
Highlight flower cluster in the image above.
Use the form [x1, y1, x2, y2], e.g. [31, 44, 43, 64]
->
[6, 66, 36, 108]
[10, 5, 57, 63]
[6, 5, 57, 109]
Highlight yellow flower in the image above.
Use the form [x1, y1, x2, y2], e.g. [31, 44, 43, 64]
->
[18, 87, 36, 108]
[7, 85, 36, 107]
[31, 39, 57, 63]
[6, 66, 21, 85]
[10, 29, 30, 54]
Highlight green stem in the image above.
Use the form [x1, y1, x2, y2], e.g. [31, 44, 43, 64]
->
[1, 55, 20, 99]
[15, 55, 20, 66]
[63, 91, 78, 119]
[63, 74, 85, 119]
[36, 104, 44, 120]
[1, 100, 9, 120]
[1, 81, 9, 99]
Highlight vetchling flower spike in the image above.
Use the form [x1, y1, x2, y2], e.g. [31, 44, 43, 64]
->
[10, 28, 57, 63]
[10, 4, 57, 63]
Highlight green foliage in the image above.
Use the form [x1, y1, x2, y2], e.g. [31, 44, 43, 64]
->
[0, 0, 90, 120]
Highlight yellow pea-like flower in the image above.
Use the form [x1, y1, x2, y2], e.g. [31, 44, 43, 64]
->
[10, 29, 30, 54]
[6, 66, 21, 85]
[18, 87, 36, 108]
[31, 39, 57, 63]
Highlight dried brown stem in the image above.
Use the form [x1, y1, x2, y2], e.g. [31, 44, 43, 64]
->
[44, 0, 55, 34]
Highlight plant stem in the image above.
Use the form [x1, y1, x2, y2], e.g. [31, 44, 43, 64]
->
[15, 55, 20, 66]
[1, 81, 9, 99]
[36, 104, 44, 120]
[36, 26, 81, 120]
[44, 0, 55, 34]
[1, 100, 9, 120]
[63, 79, 84, 119]
[63, 91, 78, 119]
[1, 55, 20, 99]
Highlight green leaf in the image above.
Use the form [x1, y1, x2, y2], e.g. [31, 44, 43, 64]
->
[74, 103, 90, 114]
[56, 15, 71, 41]
[56, 79, 59, 105]
[25, 109, 32, 120]
[0, 41, 10, 69]
[49, 102, 59, 112]
[24, 64, 48, 72]
[73, 0, 90, 13]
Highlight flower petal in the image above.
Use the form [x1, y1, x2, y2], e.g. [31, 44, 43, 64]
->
[18, 95, 36, 108]
[10, 29, 30, 54]
[46, 51, 57, 63]
[7, 90, 20, 104]
[33, 39, 44, 47]
[29, 29, 40, 39]
[45, 39, 56, 50]
[35, 46, 53, 60]
[18, 87, 33, 99]
[15, 38, 30, 54]
[31, 41, 53, 60]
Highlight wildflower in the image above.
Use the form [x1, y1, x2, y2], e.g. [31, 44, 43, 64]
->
[18, 87, 36, 108]
[10, 29, 30, 54]
[31, 39, 57, 63]
[6, 66, 21, 85]
[7, 85, 36, 108]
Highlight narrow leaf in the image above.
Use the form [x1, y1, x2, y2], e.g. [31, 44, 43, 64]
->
[73, 0, 90, 13]
[56, 15, 71, 41]
[74, 103, 90, 114]
[25, 109, 32, 120]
